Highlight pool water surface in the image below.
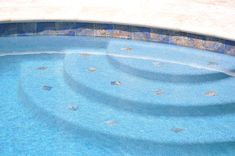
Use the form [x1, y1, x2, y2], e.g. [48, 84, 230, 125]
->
[0, 36, 235, 155]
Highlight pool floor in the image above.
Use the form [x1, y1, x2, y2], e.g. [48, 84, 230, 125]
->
[0, 36, 235, 155]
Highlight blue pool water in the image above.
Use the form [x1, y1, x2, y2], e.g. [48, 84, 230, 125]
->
[0, 36, 235, 155]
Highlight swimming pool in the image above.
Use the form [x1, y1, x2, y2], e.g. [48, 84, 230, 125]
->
[0, 22, 235, 156]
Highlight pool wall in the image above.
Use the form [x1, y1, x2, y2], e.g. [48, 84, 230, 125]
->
[0, 21, 234, 55]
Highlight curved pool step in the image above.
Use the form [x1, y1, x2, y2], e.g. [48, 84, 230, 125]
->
[17, 53, 231, 143]
[106, 40, 235, 82]
[19, 59, 235, 144]
[107, 39, 235, 72]
[107, 55, 235, 84]
[14, 84, 235, 156]
[63, 53, 235, 117]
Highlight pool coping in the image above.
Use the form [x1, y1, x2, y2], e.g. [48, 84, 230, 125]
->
[0, 21, 235, 56]
[1, 0, 235, 41]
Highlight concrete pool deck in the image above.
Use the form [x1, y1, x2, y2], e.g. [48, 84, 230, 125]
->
[0, 0, 235, 41]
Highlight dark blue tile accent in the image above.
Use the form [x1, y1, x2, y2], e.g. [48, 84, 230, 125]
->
[53, 22, 77, 36]
[76, 23, 94, 28]
[37, 22, 56, 32]
[95, 23, 113, 30]
[75, 23, 94, 36]
[0, 23, 17, 36]
[224, 39, 235, 46]
[66, 31, 76, 36]
[55, 22, 77, 30]
[17, 23, 37, 35]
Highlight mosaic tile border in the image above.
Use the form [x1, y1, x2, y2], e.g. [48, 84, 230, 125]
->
[0, 21, 234, 55]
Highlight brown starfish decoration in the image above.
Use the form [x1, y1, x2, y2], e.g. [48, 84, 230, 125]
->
[155, 89, 164, 96]
[205, 90, 217, 96]
[111, 81, 121, 86]
[37, 66, 48, 70]
[171, 128, 184, 133]
[68, 104, 79, 111]
[42, 85, 53, 91]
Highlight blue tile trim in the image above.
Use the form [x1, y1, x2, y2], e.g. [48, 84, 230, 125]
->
[131, 26, 150, 41]
[112, 24, 131, 39]
[94, 23, 113, 37]
[0, 21, 234, 55]
[0, 23, 18, 36]
[75, 23, 94, 36]
[37, 22, 55, 32]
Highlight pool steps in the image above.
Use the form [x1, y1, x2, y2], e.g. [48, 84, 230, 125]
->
[18, 54, 235, 145]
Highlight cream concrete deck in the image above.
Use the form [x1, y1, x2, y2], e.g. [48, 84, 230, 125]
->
[0, 0, 235, 40]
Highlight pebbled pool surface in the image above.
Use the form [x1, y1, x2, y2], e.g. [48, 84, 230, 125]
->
[0, 36, 235, 156]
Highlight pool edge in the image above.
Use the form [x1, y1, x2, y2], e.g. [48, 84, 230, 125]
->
[0, 21, 234, 56]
